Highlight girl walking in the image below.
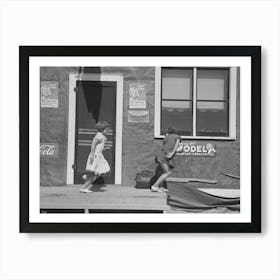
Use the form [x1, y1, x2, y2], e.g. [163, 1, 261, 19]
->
[80, 121, 110, 193]
[151, 127, 181, 193]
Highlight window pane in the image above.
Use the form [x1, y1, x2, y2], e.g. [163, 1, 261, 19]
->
[161, 100, 192, 135]
[197, 69, 229, 100]
[196, 101, 229, 136]
[162, 68, 193, 100]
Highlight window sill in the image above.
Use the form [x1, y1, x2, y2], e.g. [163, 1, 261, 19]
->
[154, 135, 237, 141]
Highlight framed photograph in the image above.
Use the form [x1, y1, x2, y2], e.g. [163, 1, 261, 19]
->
[20, 46, 261, 233]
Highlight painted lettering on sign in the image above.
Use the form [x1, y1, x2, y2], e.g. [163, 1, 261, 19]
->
[128, 110, 149, 123]
[40, 143, 59, 158]
[176, 142, 216, 157]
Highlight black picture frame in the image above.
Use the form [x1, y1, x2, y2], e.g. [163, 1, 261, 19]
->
[20, 46, 261, 233]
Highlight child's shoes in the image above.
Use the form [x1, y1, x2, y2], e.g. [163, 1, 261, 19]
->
[150, 186, 164, 193]
[159, 187, 168, 192]
[80, 188, 93, 193]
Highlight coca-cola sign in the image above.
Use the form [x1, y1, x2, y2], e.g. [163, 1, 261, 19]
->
[40, 143, 59, 158]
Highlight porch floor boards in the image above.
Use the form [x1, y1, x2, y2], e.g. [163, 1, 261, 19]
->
[40, 185, 171, 212]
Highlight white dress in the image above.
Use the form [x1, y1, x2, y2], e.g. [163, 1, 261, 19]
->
[85, 132, 110, 174]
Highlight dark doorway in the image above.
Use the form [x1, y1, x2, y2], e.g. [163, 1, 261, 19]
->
[74, 80, 117, 184]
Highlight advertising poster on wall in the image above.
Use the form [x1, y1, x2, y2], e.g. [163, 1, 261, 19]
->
[129, 83, 146, 109]
[40, 81, 59, 108]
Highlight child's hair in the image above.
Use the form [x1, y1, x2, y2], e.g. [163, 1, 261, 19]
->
[96, 121, 109, 132]
[167, 126, 177, 134]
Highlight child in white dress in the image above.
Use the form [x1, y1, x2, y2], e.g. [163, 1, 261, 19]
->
[80, 121, 110, 193]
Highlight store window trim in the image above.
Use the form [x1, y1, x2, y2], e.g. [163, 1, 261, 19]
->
[154, 67, 237, 140]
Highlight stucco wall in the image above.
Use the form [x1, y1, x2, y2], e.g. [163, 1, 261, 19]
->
[40, 67, 240, 188]
[40, 67, 78, 186]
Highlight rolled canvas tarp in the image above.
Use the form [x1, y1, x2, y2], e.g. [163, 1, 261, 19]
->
[167, 182, 240, 211]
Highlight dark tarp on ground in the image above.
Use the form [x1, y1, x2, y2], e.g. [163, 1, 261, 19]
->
[167, 182, 240, 212]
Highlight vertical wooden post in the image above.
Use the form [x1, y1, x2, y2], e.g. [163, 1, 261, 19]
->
[193, 67, 197, 137]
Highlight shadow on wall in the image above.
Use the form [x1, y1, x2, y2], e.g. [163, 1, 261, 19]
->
[79, 67, 102, 122]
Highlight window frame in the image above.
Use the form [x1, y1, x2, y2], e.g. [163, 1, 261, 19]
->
[161, 67, 194, 136]
[154, 66, 237, 140]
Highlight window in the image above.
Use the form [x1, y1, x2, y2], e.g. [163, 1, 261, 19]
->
[155, 67, 237, 139]
[161, 68, 193, 135]
[196, 69, 229, 137]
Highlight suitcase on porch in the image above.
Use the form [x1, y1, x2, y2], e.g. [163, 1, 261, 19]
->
[135, 170, 157, 189]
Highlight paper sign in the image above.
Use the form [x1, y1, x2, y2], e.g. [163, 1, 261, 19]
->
[128, 110, 149, 123]
[129, 83, 146, 109]
[40, 81, 59, 108]
[176, 142, 216, 157]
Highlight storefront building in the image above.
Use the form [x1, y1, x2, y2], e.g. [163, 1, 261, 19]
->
[40, 67, 240, 189]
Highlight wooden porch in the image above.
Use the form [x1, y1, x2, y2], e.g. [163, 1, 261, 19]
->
[40, 185, 171, 213]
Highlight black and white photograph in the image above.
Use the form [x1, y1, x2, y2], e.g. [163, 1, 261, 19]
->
[20, 46, 261, 232]
[40, 66, 240, 213]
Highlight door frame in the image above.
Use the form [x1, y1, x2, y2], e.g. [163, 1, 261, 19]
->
[67, 73, 123, 184]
